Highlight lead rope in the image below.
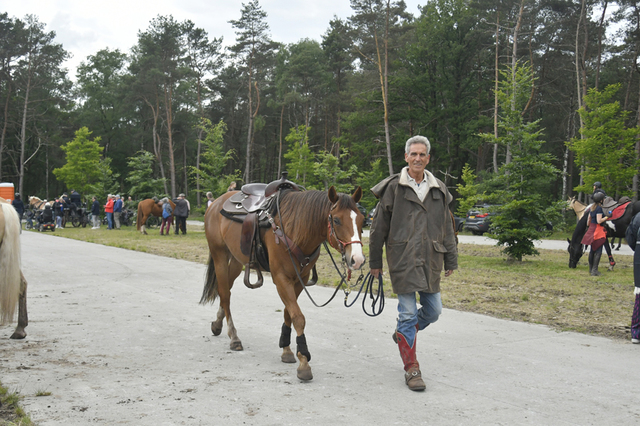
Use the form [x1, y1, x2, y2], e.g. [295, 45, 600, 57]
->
[276, 191, 385, 315]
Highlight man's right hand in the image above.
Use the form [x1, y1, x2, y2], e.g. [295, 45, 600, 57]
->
[370, 268, 383, 278]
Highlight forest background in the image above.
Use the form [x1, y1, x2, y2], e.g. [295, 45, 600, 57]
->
[2, 0, 640, 223]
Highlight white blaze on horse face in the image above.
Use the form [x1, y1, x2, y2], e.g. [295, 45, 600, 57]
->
[346, 210, 365, 270]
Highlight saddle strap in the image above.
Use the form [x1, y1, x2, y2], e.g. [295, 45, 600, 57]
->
[273, 226, 321, 268]
[241, 212, 257, 256]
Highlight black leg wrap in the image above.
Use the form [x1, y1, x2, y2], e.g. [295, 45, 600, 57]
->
[279, 323, 292, 348]
[296, 334, 311, 362]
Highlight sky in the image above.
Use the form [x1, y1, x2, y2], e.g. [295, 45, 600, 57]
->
[3, 0, 425, 79]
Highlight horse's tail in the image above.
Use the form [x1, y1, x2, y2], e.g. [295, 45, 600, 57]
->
[199, 254, 219, 305]
[0, 203, 21, 324]
[136, 201, 143, 231]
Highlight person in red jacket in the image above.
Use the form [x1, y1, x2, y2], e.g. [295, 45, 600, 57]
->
[104, 194, 115, 230]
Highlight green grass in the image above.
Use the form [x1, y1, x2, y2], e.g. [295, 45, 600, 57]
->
[0, 381, 33, 425]
[30, 223, 635, 341]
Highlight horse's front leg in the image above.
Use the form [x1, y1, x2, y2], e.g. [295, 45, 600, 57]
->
[275, 274, 312, 381]
[279, 311, 296, 364]
[10, 272, 28, 340]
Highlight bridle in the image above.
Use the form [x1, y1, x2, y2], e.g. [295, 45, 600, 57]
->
[276, 192, 384, 316]
[327, 203, 363, 258]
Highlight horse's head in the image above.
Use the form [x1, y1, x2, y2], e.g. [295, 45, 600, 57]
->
[327, 186, 366, 271]
[567, 237, 584, 268]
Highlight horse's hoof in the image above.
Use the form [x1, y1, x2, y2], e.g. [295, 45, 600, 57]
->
[211, 323, 222, 336]
[230, 340, 243, 351]
[10, 330, 26, 340]
[297, 366, 313, 381]
[296, 353, 313, 381]
[281, 347, 296, 363]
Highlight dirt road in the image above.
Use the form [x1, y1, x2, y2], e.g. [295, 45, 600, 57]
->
[1, 231, 638, 425]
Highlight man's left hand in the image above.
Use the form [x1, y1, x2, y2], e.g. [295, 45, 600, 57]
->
[444, 270, 454, 277]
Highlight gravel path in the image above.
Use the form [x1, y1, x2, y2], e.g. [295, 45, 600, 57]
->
[0, 231, 638, 425]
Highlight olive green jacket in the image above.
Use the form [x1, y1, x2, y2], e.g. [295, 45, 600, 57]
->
[369, 167, 458, 295]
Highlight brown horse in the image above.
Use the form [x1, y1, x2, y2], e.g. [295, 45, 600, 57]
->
[201, 186, 365, 381]
[136, 198, 175, 234]
[0, 197, 28, 339]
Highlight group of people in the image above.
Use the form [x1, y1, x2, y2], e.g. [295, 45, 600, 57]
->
[100, 194, 125, 230]
[159, 193, 190, 236]
[576, 181, 640, 346]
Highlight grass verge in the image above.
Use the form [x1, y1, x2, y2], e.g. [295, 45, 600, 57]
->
[0, 381, 32, 425]
[32, 224, 634, 341]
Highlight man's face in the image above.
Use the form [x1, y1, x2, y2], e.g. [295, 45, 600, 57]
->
[404, 143, 430, 176]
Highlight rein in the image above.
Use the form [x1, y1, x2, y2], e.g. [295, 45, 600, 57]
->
[275, 191, 385, 316]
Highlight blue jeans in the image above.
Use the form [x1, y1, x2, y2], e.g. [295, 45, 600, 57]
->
[106, 212, 113, 229]
[397, 291, 442, 347]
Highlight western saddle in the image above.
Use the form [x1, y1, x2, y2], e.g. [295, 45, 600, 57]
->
[221, 172, 318, 289]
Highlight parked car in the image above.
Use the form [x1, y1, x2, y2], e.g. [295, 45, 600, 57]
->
[356, 203, 370, 227]
[464, 204, 495, 235]
[367, 205, 377, 227]
[464, 204, 554, 236]
[453, 215, 465, 233]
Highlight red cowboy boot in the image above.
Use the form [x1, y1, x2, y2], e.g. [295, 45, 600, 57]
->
[396, 329, 426, 391]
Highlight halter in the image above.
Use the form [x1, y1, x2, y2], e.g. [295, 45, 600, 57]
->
[327, 203, 363, 255]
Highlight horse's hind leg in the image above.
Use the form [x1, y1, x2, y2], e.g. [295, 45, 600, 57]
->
[211, 306, 224, 336]
[214, 254, 243, 351]
[10, 272, 28, 340]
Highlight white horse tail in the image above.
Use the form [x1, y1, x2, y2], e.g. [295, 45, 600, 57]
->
[0, 203, 21, 324]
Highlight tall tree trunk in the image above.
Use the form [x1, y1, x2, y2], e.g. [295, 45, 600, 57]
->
[493, 11, 500, 173]
[635, 84, 640, 201]
[595, 1, 608, 90]
[144, 96, 168, 195]
[183, 136, 188, 197]
[244, 51, 255, 184]
[380, 1, 393, 176]
[507, 0, 526, 167]
[575, 0, 587, 202]
[278, 104, 284, 177]
[164, 84, 176, 198]
[18, 60, 32, 198]
[0, 80, 11, 181]
[195, 75, 203, 208]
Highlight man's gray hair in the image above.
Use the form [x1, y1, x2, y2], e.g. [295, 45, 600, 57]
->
[405, 135, 431, 155]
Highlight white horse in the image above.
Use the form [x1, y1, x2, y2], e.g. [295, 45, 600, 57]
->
[0, 198, 28, 339]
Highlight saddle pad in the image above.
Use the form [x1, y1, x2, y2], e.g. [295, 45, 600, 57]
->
[608, 202, 630, 221]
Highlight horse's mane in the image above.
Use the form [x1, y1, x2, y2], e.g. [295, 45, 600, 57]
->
[277, 189, 356, 248]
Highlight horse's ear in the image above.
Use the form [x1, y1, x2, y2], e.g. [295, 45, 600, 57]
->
[567, 238, 571, 244]
[328, 186, 338, 203]
[352, 186, 363, 203]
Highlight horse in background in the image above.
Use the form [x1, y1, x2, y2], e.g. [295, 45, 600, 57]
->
[0, 197, 28, 339]
[136, 198, 175, 235]
[201, 186, 365, 381]
[28, 196, 48, 210]
[568, 197, 590, 223]
[568, 196, 623, 250]
[568, 200, 640, 269]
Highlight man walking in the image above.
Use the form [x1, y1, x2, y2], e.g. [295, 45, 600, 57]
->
[91, 196, 100, 229]
[369, 135, 458, 391]
[173, 193, 189, 235]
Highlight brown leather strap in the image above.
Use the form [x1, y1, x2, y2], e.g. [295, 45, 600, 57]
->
[241, 212, 257, 256]
[273, 226, 321, 268]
